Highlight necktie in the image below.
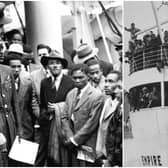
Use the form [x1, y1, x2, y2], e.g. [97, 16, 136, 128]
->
[51, 77, 57, 90]
[15, 78, 20, 92]
[71, 89, 81, 122]
[75, 89, 81, 107]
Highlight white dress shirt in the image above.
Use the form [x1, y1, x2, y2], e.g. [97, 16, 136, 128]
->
[51, 72, 63, 91]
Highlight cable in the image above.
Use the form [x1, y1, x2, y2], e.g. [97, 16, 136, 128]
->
[98, 1, 122, 37]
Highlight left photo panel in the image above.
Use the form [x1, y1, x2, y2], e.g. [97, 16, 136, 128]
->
[0, 1, 123, 167]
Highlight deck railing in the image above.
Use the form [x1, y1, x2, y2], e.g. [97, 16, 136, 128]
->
[130, 44, 168, 74]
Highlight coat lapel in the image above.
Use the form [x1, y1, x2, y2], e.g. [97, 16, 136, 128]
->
[2, 73, 12, 92]
[17, 77, 27, 98]
[103, 98, 119, 120]
[74, 84, 92, 110]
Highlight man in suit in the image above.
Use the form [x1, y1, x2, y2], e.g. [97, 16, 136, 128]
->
[62, 63, 104, 166]
[0, 64, 22, 166]
[5, 53, 39, 141]
[30, 44, 51, 102]
[96, 70, 122, 166]
[105, 72, 122, 167]
[87, 59, 105, 93]
[5, 52, 39, 166]
[30, 44, 51, 143]
[35, 50, 74, 166]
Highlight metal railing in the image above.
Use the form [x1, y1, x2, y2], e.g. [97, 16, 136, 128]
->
[129, 44, 168, 74]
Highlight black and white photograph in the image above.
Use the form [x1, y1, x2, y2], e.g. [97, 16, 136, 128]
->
[0, 1, 122, 167]
[124, 1, 168, 167]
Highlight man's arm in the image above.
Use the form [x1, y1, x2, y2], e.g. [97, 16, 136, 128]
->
[61, 93, 74, 141]
[124, 27, 131, 32]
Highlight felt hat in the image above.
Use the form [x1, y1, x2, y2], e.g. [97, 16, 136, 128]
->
[73, 43, 99, 64]
[41, 50, 68, 68]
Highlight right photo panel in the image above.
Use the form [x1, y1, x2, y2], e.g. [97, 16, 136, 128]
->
[124, 1, 168, 167]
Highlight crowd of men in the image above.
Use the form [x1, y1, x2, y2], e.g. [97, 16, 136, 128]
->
[0, 2, 122, 167]
[124, 22, 168, 63]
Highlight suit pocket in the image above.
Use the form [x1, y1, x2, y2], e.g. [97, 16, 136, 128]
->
[75, 109, 89, 123]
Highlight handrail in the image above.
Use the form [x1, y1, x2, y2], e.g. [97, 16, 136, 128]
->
[129, 44, 168, 74]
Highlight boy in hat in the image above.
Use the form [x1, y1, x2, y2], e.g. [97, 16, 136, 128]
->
[6, 43, 29, 77]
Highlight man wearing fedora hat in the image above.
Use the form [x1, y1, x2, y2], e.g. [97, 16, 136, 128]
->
[6, 43, 29, 78]
[73, 43, 113, 76]
[35, 50, 74, 166]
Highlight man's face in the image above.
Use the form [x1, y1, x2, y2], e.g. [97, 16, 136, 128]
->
[9, 59, 22, 79]
[72, 70, 88, 89]
[12, 34, 22, 44]
[47, 59, 62, 77]
[37, 48, 49, 61]
[104, 73, 119, 95]
[88, 64, 102, 84]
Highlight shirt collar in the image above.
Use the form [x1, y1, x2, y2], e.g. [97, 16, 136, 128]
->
[15, 77, 20, 83]
[51, 72, 63, 82]
[79, 82, 90, 98]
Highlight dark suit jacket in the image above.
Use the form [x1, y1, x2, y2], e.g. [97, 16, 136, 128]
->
[62, 83, 105, 157]
[17, 75, 38, 141]
[0, 65, 21, 149]
[105, 103, 122, 166]
[39, 74, 74, 134]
